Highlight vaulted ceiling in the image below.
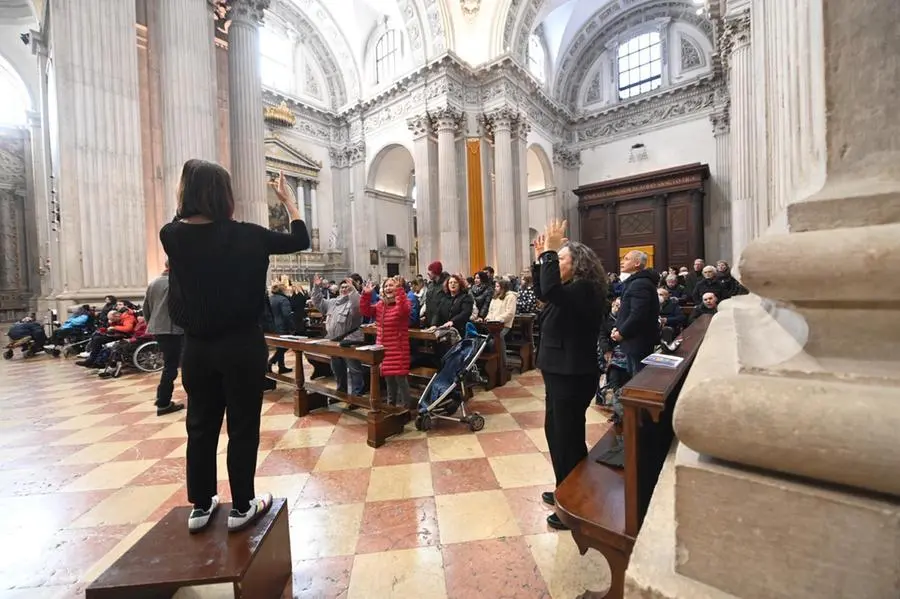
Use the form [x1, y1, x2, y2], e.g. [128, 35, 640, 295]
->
[0, 0, 35, 25]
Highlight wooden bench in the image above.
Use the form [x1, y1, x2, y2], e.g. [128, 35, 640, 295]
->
[506, 314, 536, 373]
[474, 321, 508, 388]
[265, 336, 409, 448]
[85, 498, 291, 599]
[554, 315, 712, 599]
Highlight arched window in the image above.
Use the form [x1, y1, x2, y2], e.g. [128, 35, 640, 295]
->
[259, 27, 294, 91]
[0, 55, 29, 125]
[617, 31, 662, 100]
[375, 30, 398, 84]
[528, 33, 546, 83]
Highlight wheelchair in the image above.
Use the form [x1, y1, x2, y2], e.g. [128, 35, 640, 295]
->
[3, 336, 44, 360]
[98, 337, 165, 378]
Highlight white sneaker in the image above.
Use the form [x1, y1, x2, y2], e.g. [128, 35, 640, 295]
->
[227, 492, 273, 532]
[188, 495, 219, 533]
[78, 351, 90, 358]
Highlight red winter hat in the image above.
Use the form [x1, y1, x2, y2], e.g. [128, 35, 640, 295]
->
[427, 261, 443, 275]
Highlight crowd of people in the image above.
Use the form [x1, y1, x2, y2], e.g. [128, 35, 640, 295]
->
[3, 155, 746, 538]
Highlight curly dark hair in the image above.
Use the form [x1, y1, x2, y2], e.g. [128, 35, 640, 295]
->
[561, 241, 608, 299]
[443, 273, 468, 295]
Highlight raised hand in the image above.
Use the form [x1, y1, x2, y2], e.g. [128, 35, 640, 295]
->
[363, 281, 375, 294]
[268, 171, 293, 204]
[313, 274, 323, 287]
[544, 219, 568, 252]
[533, 234, 546, 259]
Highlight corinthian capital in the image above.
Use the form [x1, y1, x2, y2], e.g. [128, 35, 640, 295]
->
[484, 107, 518, 133]
[552, 143, 581, 170]
[227, 0, 270, 25]
[514, 119, 531, 142]
[429, 107, 463, 133]
[407, 114, 433, 140]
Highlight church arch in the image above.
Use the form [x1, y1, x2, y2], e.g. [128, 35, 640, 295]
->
[367, 143, 415, 196]
[527, 143, 554, 192]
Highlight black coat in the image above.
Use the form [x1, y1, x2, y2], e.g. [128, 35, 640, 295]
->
[471, 284, 493, 319]
[659, 298, 686, 330]
[532, 253, 606, 376]
[434, 291, 474, 335]
[692, 277, 724, 304]
[269, 292, 293, 334]
[616, 269, 660, 358]
[290, 291, 309, 334]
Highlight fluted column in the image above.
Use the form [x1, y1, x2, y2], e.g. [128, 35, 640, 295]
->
[50, 0, 147, 298]
[228, 0, 270, 225]
[347, 142, 370, 274]
[408, 115, 438, 266]
[552, 144, 582, 242]
[155, 0, 219, 219]
[711, 108, 732, 263]
[513, 119, 531, 273]
[433, 107, 463, 273]
[488, 109, 517, 275]
[727, 11, 754, 265]
[26, 109, 50, 301]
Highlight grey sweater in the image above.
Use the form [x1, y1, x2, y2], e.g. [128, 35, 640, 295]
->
[311, 285, 364, 342]
[144, 272, 183, 335]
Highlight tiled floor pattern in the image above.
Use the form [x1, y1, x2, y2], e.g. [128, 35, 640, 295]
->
[0, 352, 613, 598]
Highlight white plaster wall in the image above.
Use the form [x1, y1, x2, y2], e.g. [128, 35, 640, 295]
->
[529, 192, 551, 236]
[579, 116, 726, 261]
[0, 23, 39, 109]
[375, 197, 412, 255]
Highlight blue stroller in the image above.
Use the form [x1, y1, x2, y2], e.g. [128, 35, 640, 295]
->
[414, 325, 489, 433]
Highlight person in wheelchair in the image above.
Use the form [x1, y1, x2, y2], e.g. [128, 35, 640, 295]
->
[75, 309, 136, 368]
[98, 316, 150, 378]
[4, 317, 47, 359]
[46, 305, 93, 349]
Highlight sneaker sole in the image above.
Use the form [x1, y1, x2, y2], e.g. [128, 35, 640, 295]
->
[228, 497, 273, 533]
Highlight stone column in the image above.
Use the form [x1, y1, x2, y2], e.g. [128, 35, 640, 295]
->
[552, 144, 582, 242]
[50, 0, 147, 299]
[487, 109, 517, 276]
[727, 11, 754, 266]
[155, 0, 219, 219]
[408, 114, 438, 266]
[710, 107, 732, 263]
[433, 107, 463, 273]
[227, 0, 270, 225]
[26, 109, 50, 302]
[347, 142, 370, 275]
[328, 146, 349, 256]
[513, 118, 531, 273]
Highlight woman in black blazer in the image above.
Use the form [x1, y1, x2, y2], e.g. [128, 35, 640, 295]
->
[532, 219, 608, 530]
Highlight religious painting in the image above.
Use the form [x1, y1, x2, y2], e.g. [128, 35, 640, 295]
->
[369, 250, 379, 265]
[267, 173, 296, 233]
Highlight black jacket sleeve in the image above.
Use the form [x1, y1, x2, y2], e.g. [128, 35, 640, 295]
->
[450, 293, 474, 330]
[618, 280, 657, 339]
[262, 220, 311, 255]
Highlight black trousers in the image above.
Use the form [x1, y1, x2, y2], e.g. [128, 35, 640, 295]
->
[154, 334, 183, 407]
[543, 371, 598, 487]
[268, 347, 287, 369]
[183, 326, 267, 512]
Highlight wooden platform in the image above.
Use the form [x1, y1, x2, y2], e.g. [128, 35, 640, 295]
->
[85, 498, 291, 599]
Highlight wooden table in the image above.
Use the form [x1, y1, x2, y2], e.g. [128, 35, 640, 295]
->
[265, 336, 409, 448]
[554, 315, 711, 598]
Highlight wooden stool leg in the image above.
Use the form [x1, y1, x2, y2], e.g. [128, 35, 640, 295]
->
[234, 502, 292, 599]
[596, 546, 628, 599]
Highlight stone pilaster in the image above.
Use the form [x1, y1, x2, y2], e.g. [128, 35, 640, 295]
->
[486, 108, 517, 276]
[432, 107, 463, 273]
[710, 106, 732, 264]
[227, 0, 270, 225]
[328, 145, 349, 258]
[513, 118, 531, 274]
[26, 109, 50, 304]
[347, 142, 370, 275]
[408, 114, 438, 268]
[49, 0, 147, 300]
[726, 11, 754, 266]
[552, 144, 581, 242]
[155, 0, 219, 219]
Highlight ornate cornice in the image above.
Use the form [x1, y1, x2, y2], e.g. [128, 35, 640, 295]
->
[571, 76, 723, 148]
[430, 106, 464, 132]
[407, 114, 432, 140]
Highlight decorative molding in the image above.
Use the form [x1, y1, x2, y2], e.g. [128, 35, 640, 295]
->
[0, 135, 27, 192]
[460, 0, 481, 21]
[719, 9, 750, 72]
[228, 0, 271, 24]
[680, 34, 704, 70]
[423, 0, 449, 55]
[552, 144, 582, 170]
[572, 76, 722, 147]
[407, 114, 432, 139]
[430, 106, 464, 132]
[397, 0, 427, 64]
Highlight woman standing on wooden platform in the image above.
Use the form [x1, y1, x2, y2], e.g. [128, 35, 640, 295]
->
[161, 161, 310, 534]
[532, 219, 608, 530]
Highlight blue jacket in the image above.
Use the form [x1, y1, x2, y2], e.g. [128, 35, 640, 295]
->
[407, 290, 420, 328]
[269, 292, 294, 334]
[9, 322, 44, 341]
[63, 313, 89, 329]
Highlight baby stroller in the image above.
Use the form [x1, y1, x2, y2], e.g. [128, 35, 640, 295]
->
[414, 326, 490, 433]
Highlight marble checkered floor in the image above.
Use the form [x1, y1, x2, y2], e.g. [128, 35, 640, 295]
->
[0, 351, 613, 598]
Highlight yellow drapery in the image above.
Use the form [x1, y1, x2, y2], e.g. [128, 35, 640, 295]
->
[467, 139, 486, 273]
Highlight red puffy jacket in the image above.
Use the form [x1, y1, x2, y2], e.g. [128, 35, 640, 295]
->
[360, 286, 410, 376]
[109, 310, 136, 335]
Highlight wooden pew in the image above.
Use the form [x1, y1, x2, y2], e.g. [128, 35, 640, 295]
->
[554, 315, 712, 599]
[265, 336, 409, 448]
[474, 321, 507, 389]
[306, 309, 325, 338]
[506, 314, 536, 373]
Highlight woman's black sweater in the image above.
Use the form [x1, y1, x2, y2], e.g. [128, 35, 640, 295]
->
[160, 219, 310, 339]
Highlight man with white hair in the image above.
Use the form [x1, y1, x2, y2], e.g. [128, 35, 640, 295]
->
[611, 250, 660, 374]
